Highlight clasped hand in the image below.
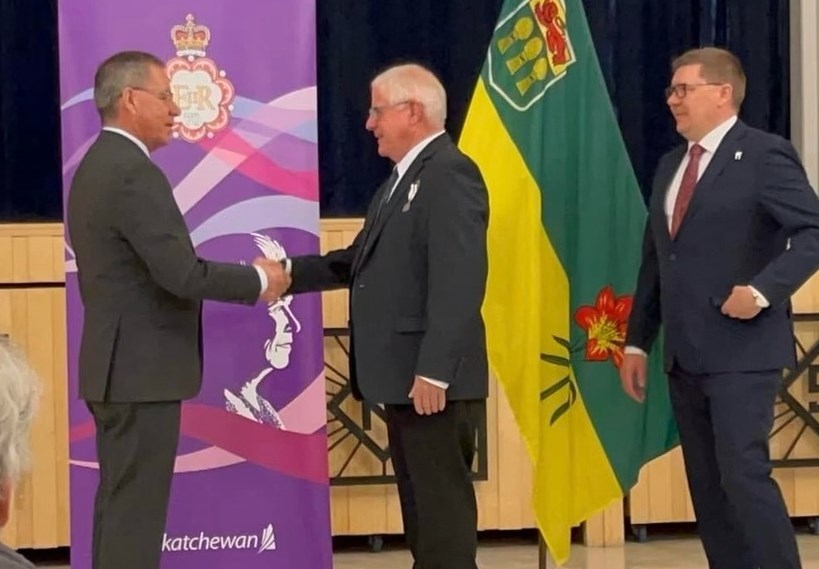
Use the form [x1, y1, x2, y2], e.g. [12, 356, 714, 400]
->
[253, 257, 291, 302]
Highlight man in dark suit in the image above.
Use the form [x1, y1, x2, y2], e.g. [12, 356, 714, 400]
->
[285, 63, 488, 569]
[66, 51, 289, 569]
[621, 47, 819, 569]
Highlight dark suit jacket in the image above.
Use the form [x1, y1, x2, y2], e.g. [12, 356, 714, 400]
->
[67, 130, 261, 403]
[627, 120, 819, 373]
[289, 134, 489, 403]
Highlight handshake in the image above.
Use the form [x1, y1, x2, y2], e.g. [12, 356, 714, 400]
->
[253, 257, 292, 303]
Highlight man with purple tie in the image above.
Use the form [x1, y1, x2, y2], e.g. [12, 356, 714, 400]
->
[621, 47, 819, 569]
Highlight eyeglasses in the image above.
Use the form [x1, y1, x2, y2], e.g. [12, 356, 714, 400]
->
[129, 86, 176, 103]
[367, 100, 412, 119]
[665, 82, 725, 99]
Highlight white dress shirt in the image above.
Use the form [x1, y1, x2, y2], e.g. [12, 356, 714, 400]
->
[663, 116, 738, 230]
[386, 130, 446, 201]
[103, 126, 150, 157]
[627, 115, 767, 358]
[102, 127, 268, 296]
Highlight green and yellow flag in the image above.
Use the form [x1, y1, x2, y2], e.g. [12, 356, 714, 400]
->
[459, 0, 678, 563]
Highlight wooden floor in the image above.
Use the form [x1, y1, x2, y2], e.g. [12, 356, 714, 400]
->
[24, 533, 819, 568]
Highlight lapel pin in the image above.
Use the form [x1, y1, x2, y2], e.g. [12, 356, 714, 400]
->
[734, 151, 743, 160]
[403, 180, 420, 212]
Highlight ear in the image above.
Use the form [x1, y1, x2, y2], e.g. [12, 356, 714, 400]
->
[121, 87, 139, 116]
[408, 101, 424, 125]
[719, 83, 734, 108]
[0, 478, 11, 527]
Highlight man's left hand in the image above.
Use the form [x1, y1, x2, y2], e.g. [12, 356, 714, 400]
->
[721, 285, 762, 319]
[408, 376, 446, 415]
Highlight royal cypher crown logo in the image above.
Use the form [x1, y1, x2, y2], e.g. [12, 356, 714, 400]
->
[488, 0, 576, 111]
[167, 14, 235, 142]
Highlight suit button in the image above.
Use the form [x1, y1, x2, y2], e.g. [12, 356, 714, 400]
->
[358, 283, 365, 288]
[669, 253, 676, 261]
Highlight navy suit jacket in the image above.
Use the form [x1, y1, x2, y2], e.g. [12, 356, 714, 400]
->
[626, 120, 819, 374]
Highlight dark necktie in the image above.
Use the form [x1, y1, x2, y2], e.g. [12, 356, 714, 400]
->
[373, 167, 399, 223]
[670, 143, 705, 238]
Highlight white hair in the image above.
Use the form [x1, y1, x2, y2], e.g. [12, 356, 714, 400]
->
[371, 64, 447, 128]
[0, 339, 40, 500]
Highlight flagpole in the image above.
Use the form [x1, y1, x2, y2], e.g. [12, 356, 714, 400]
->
[538, 534, 548, 569]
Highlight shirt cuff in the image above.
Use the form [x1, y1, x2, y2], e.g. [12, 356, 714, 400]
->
[254, 265, 268, 296]
[419, 375, 449, 389]
[624, 346, 647, 357]
[749, 286, 770, 308]
[283, 258, 292, 274]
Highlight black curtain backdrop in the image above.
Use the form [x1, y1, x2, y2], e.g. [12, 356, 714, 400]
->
[0, 0, 789, 220]
[0, 0, 62, 220]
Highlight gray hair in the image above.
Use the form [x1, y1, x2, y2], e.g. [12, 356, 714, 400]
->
[0, 340, 40, 500]
[93, 51, 165, 122]
[371, 64, 447, 128]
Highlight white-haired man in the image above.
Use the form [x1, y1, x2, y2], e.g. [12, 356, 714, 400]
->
[285, 63, 489, 569]
[0, 340, 39, 569]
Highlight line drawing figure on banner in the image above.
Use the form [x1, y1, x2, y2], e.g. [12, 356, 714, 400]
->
[224, 233, 301, 429]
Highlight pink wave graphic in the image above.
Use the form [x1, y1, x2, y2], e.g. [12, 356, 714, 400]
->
[69, 402, 328, 483]
[181, 404, 328, 483]
[175, 89, 318, 214]
[200, 129, 318, 197]
[71, 448, 246, 473]
[174, 447, 245, 472]
[277, 372, 327, 434]
[69, 373, 327, 474]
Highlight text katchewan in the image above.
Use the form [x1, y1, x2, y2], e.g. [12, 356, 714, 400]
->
[162, 531, 276, 552]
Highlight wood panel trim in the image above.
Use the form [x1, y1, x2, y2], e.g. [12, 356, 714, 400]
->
[0, 224, 64, 238]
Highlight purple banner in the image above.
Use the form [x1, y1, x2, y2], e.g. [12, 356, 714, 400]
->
[58, 2, 331, 568]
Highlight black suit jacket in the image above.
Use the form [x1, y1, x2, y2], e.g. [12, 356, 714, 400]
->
[289, 134, 489, 403]
[627, 120, 819, 373]
[67, 131, 261, 403]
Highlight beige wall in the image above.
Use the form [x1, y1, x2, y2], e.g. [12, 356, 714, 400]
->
[790, 0, 819, 188]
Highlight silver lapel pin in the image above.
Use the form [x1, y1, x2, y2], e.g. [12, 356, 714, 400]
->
[403, 180, 420, 212]
[734, 150, 743, 160]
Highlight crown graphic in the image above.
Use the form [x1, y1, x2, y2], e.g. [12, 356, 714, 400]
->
[171, 14, 210, 57]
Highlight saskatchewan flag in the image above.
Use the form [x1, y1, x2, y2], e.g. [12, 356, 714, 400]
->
[458, 0, 678, 564]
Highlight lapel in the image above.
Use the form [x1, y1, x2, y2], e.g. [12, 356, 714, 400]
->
[352, 134, 449, 275]
[654, 146, 686, 245]
[350, 175, 394, 275]
[360, 174, 395, 241]
[674, 120, 747, 237]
